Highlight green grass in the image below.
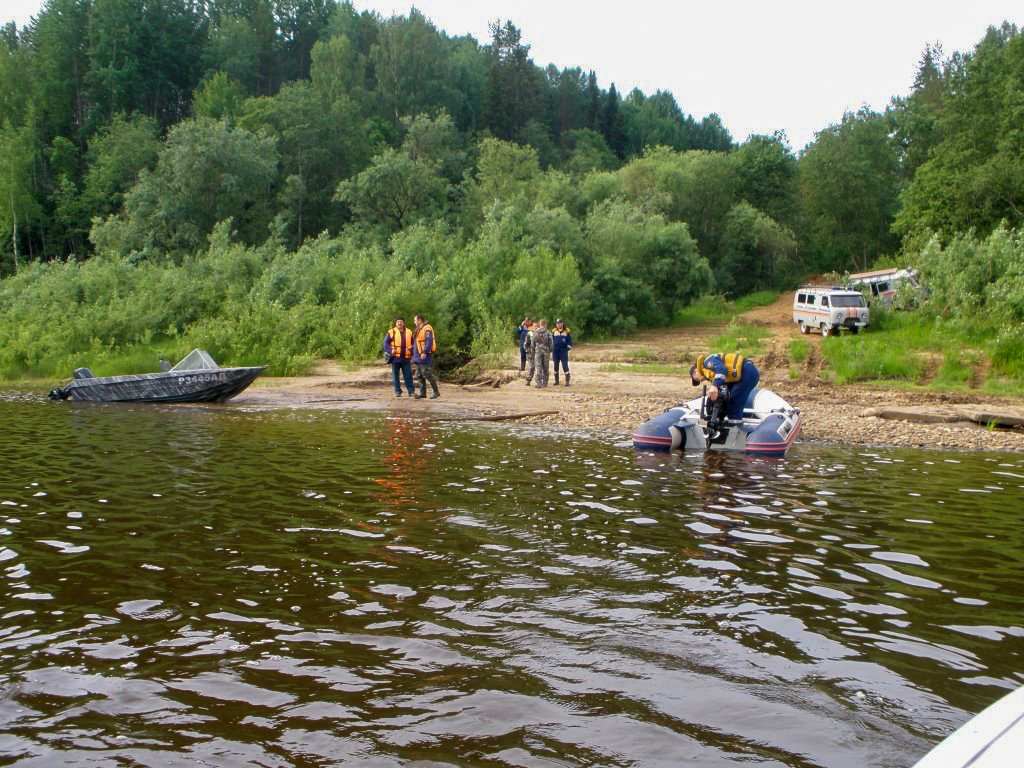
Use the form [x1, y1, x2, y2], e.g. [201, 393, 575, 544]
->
[788, 339, 811, 363]
[822, 335, 924, 384]
[708, 322, 774, 356]
[627, 346, 656, 362]
[673, 290, 778, 327]
[818, 309, 1024, 391]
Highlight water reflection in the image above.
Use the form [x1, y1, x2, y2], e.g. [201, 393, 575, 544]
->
[0, 397, 1022, 767]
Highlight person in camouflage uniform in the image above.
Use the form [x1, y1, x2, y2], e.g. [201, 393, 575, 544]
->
[523, 324, 536, 385]
[531, 319, 553, 388]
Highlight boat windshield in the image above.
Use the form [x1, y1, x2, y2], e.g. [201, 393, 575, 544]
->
[171, 349, 220, 371]
[831, 295, 866, 308]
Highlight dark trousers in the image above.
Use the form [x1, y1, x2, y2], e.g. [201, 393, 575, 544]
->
[727, 360, 760, 420]
[415, 362, 439, 395]
[520, 345, 528, 368]
[391, 359, 413, 394]
[553, 349, 569, 373]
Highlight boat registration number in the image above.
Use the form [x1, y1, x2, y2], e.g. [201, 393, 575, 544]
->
[180, 373, 227, 385]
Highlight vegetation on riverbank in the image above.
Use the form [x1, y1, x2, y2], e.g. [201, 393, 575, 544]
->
[0, 5, 1022, 385]
[820, 226, 1024, 392]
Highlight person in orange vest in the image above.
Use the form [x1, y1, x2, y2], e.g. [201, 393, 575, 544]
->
[412, 313, 440, 399]
[384, 317, 415, 397]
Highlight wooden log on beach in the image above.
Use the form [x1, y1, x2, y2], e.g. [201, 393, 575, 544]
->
[432, 410, 558, 423]
[861, 405, 1024, 428]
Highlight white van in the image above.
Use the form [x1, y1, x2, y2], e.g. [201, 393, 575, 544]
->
[793, 285, 869, 337]
[848, 267, 920, 306]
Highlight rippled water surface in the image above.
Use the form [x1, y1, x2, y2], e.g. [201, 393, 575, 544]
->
[1, 394, 1022, 767]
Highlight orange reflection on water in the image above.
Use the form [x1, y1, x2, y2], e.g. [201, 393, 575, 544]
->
[371, 416, 432, 517]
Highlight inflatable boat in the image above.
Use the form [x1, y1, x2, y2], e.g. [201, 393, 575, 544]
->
[632, 387, 801, 456]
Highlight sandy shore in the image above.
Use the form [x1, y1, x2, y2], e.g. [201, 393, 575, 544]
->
[237, 296, 1024, 453]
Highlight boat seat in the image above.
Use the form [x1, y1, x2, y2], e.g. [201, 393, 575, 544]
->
[73, 367, 95, 379]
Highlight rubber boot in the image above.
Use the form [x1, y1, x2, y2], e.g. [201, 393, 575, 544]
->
[414, 388, 426, 399]
[554, 371, 559, 385]
[565, 372, 570, 387]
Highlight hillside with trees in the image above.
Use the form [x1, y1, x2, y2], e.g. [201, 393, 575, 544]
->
[0, 2, 1022, 377]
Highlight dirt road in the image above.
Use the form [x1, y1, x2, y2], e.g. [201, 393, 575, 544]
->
[238, 294, 1024, 453]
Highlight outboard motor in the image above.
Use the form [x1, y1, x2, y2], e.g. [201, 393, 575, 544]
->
[48, 386, 70, 401]
[704, 386, 729, 440]
[73, 367, 95, 379]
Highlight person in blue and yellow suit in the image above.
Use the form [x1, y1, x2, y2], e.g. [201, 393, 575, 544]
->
[384, 317, 415, 397]
[690, 353, 759, 421]
[551, 318, 573, 386]
[517, 315, 534, 371]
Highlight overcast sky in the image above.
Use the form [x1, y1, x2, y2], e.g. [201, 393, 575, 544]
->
[5, 0, 1023, 150]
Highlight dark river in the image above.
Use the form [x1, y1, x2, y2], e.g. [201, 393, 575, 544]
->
[0, 394, 1022, 767]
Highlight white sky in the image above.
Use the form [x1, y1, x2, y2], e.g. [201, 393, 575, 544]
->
[6, 0, 1023, 150]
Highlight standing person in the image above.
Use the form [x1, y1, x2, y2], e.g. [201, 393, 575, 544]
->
[531, 319, 553, 388]
[517, 315, 534, 371]
[524, 323, 536, 385]
[412, 314, 440, 399]
[551, 318, 573, 386]
[384, 317, 415, 397]
[689, 353, 759, 421]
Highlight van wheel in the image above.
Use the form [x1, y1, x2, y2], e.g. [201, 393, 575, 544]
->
[850, 326, 860, 335]
[799, 322, 809, 334]
[821, 324, 832, 337]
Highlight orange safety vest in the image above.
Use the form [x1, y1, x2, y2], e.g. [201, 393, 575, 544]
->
[388, 327, 414, 359]
[697, 353, 745, 383]
[415, 324, 436, 356]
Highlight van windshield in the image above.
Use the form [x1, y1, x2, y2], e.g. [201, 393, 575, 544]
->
[832, 295, 866, 308]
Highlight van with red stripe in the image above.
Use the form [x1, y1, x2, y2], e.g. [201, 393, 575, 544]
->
[793, 285, 869, 337]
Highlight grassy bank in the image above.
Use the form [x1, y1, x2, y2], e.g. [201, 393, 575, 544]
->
[672, 291, 778, 326]
[819, 308, 1024, 394]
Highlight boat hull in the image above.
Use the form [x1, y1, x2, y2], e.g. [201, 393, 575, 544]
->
[62, 367, 266, 404]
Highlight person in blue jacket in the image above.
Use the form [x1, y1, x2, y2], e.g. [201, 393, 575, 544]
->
[551, 318, 573, 386]
[383, 317, 415, 397]
[690, 353, 759, 421]
[517, 315, 533, 371]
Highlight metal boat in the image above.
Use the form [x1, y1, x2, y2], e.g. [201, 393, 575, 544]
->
[48, 349, 266, 404]
[632, 387, 801, 456]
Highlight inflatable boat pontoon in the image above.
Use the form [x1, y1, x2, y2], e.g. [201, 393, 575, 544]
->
[632, 387, 801, 457]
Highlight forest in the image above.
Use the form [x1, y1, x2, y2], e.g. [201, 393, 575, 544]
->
[0, 1, 1023, 377]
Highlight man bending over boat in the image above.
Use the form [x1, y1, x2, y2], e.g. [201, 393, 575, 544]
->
[690, 353, 759, 421]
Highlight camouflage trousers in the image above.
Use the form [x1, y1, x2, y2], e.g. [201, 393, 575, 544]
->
[533, 349, 551, 387]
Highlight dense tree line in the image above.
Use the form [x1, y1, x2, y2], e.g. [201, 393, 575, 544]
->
[0, 0, 735, 269]
[0, 2, 1022, 374]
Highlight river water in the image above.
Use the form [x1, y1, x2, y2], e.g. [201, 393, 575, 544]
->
[0, 394, 1022, 767]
